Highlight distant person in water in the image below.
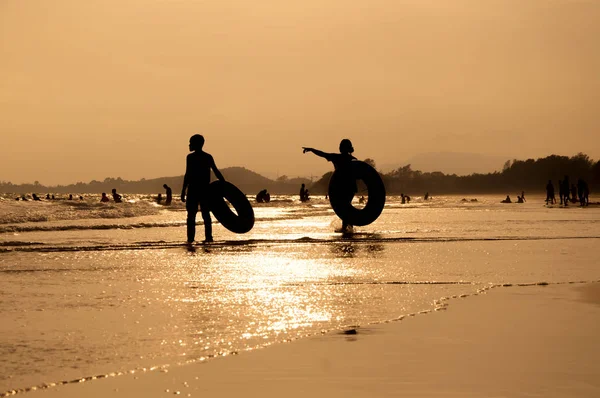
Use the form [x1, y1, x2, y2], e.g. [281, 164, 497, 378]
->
[111, 188, 122, 203]
[299, 184, 308, 202]
[100, 193, 110, 202]
[562, 176, 570, 206]
[570, 183, 578, 204]
[256, 189, 270, 203]
[501, 195, 512, 203]
[401, 193, 405, 204]
[520, 191, 526, 202]
[157, 193, 162, 204]
[424, 192, 429, 200]
[302, 139, 357, 232]
[517, 195, 524, 203]
[163, 184, 172, 205]
[46, 193, 50, 200]
[32, 194, 41, 201]
[577, 179, 589, 206]
[68, 194, 73, 200]
[181, 134, 225, 244]
[546, 180, 555, 204]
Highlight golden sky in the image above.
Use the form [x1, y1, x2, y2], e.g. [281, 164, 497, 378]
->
[1, 0, 598, 185]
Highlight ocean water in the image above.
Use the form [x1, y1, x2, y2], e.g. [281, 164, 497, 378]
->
[1, 193, 599, 395]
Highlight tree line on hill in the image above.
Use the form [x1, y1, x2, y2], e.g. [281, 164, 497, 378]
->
[308, 153, 599, 196]
[1, 154, 598, 197]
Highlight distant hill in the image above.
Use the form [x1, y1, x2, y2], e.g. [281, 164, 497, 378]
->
[381, 152, 509, 176]
[0, 167, 312, 195]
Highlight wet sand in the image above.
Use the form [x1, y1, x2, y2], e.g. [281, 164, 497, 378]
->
[27, 282, 600, 398]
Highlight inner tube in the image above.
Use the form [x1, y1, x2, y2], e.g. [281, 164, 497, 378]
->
[208, 181, 255, 233]
[328, 161, 386, 226]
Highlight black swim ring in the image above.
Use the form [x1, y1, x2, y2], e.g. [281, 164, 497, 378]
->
[209, 181, 255, 233]
[328, 161, 386, 226]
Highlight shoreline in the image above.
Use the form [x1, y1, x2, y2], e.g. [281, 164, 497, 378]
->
[20, 282, 600, 398]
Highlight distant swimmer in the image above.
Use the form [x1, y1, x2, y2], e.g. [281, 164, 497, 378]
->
[520, 191, 526, 202]
[299, 183, 309, 202]
[501, 195, 512, 203]
[111, 188, 122, 203]
[163, 184, 172, 205]
[424, 192, 429, 200]
[256, 189, 270, 203]
[32, 194, 41, 201]
[100, 193, 110, 202]
[68, 194, 73, 200]
[303, 139, 357, 232]
[181, 134, 225, 244]
[157, 193, 162, 204]
[46, 193, 50, 200]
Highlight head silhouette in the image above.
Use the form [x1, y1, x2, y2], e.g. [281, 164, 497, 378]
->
[339, 139, 354, 154]
[163, 184, 168, 189]
[189, 134, 205, 151]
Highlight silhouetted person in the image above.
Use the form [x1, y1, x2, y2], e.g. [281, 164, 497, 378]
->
[100, 193, 110, 202]
[562, 176, 570, 206]
[303, 139, 357, 232]
[405, 195, 411, 203]
[570, 183, 578, 204]
[68, 194, 73, 200]
[79, 195, 83, 200]
[163, 184, 172, 205]
[501, 195, 512, 203]
[401, 193, 406, 204]
[577, 179, 589, 206]
[520, 191, 526, 202]
[157, 193, 162, 204]
[299, 183, 308, 202]
[546, 180, 555, 204]
[517, 196, 524, 203]
[51, 194, 55, 200]
[424, 192, 429, 200]
[256, 189, 270, 203]
[21, 195, 28, 201]
[111, 188, 122, 203]
[558, 179, 564, 204]
[181, 134, 225, 244]
[32, 194, 41, 201]
[46, 193, 50, 200]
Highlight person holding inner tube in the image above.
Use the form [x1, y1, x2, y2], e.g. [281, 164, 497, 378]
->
[303, 139, 357, 232]
[181, 134, 225, 244]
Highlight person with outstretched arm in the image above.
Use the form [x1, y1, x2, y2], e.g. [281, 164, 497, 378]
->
[302, 139, 357, 232]
[181, 134, 225, 244]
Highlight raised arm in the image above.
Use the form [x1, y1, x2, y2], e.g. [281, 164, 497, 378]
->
[302, 147, 334, 161]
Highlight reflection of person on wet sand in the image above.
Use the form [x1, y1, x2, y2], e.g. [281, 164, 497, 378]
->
[302, 139, 357, 232]
[181, 134, 225, 244]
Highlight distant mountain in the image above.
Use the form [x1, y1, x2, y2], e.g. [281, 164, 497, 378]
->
[0, 167, 312, 195]
[381, 152, 509, 176]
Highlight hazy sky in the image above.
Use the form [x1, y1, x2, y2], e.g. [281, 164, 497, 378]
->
[1, 0, 599, 185]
